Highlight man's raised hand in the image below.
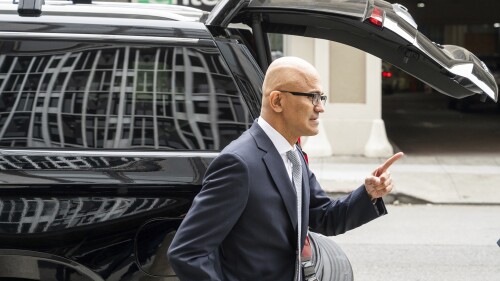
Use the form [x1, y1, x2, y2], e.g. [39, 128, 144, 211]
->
[365, 152, 404, 200]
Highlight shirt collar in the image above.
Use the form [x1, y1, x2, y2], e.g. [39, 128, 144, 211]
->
[258, 117, 295, 155]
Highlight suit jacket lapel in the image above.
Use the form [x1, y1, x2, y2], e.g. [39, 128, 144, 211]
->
[250, 122, 298, 232]
[263, 153, 298, 231]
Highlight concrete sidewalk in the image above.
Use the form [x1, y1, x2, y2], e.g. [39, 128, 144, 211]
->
[309, 154, 500, 205]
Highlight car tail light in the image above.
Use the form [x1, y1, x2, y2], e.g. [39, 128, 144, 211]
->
[382, 71, 393, 78]
[367, 7, 384, 27]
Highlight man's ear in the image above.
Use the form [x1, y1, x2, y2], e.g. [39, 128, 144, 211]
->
[269, 91, 283, 113]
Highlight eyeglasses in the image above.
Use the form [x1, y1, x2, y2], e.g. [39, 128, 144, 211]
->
[278, 90, 327, 106]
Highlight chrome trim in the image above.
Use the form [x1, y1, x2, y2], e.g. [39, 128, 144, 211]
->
[0, 149, 219, 158]
[0, 31, 208, 46]
[449, 63, 496, 98]
[205, 0, 250, 27]
[382, 9, 497, 100]
[384, 17, 416, 44]
[410, 39, 497, 99]
[0, 2, 205, 22]
[246, 0, 368, 19]
[391, 3, 417, 29]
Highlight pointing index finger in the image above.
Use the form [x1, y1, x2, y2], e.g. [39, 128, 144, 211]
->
[376, 152, 404, 176]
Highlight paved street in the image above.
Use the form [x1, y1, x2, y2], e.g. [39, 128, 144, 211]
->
[332, 204, 500, 281]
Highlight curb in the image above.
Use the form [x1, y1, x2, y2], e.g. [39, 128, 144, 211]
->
[326, 192, 429, 205]
[326, 192, 500, 206]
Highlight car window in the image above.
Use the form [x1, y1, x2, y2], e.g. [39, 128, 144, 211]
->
[0, 40, 251, 151]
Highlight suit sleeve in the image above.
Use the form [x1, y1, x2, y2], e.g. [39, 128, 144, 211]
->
[307, 168, 387, 236]
[167, 153, 249, 281]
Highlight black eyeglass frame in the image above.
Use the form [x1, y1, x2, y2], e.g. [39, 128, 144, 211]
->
[277, 90, 327, 106]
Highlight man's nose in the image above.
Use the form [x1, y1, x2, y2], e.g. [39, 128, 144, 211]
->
[314, 102, 325, 113]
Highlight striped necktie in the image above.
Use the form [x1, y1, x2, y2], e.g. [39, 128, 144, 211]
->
[286, 149, 302, 281]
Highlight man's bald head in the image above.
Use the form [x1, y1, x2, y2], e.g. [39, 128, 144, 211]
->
[262, 57, 320, 98]
[259, 56, 325, 145]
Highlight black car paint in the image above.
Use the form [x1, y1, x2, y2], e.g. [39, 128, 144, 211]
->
[0, 152, 211, 279]
[0, 12, 262, 279]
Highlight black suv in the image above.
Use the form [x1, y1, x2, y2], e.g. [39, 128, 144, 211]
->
[0, 0, 497, 280]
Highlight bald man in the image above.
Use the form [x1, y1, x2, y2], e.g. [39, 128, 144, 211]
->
[168, 57, 403, 281]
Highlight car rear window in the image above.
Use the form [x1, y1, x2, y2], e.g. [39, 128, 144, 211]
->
[0, 40, 251, 150]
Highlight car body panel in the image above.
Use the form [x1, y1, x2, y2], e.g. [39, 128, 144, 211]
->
[0, 194, 189, 280]
[0, 149, 200, 279]
[0, 149, 216, 185]
[0, 7, 256, 278]
[0, 3, 211, 39]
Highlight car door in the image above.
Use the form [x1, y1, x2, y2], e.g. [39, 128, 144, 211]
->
[207, 0, 498, 102]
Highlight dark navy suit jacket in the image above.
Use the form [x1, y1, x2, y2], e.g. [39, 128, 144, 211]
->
[167, 122, 386, 281]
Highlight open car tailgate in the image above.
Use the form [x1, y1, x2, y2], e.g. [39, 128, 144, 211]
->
[208, 0, 498, 101]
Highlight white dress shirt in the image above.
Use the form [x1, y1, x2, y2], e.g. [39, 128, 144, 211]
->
[257, 117, 301, 184]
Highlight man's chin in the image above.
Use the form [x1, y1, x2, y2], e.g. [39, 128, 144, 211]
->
[303, 128, 319, 136]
